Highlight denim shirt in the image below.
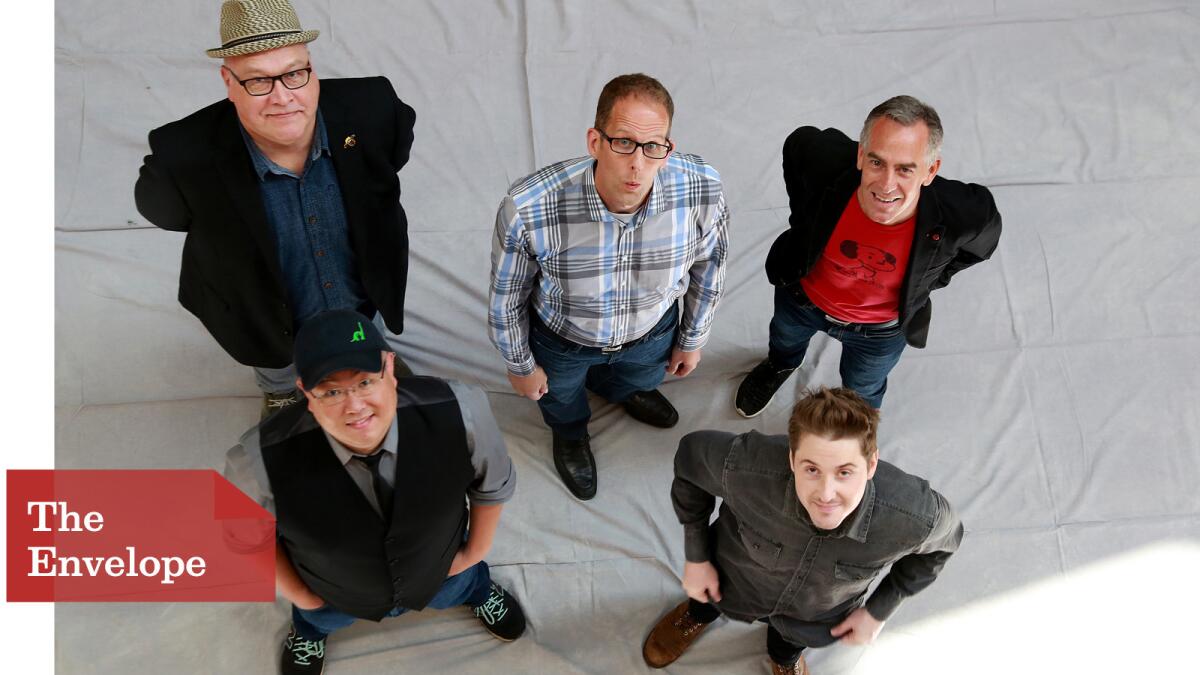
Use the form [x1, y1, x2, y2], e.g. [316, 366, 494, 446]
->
[240, 111, 367, 327]
[671, 429, 962, 648]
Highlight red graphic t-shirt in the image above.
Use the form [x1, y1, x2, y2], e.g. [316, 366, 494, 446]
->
[799, 193, 915, 323]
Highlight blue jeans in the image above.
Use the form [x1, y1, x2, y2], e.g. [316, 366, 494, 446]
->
[530, 308, 677, 440]
[291, 560, 492, 640]
[767, 286, 906, 409]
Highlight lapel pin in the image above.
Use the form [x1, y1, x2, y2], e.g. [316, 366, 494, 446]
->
[343, 134, 357, 149]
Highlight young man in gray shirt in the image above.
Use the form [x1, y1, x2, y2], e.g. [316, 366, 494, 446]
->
[644, 388, 962, 674]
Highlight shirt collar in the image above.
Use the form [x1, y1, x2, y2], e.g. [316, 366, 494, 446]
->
[785, 475, 875, 543]
[239, 109, 330, 181]
[581, 160, 668, 224]
[324, 414, 399, 466]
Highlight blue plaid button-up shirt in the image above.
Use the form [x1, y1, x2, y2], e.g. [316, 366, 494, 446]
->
[489, 153, 729, 376]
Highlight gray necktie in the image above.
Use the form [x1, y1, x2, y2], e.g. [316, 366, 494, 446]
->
[354, 452, 394, 519]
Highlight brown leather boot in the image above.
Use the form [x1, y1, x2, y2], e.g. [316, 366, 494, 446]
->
[769, 654, 810, 675]
[642, 601, 713, 668]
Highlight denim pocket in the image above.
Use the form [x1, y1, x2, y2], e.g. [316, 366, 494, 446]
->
[645, 312, 679, 343]
[833, 561, 884, 595]
[737, 521, 783, 570]
[529, 323, 576, 356]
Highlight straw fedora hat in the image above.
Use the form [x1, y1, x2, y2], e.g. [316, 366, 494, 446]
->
[206, 0, 319, 58]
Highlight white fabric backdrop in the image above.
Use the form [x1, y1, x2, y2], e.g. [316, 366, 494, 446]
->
[55, 1, 1200, 673]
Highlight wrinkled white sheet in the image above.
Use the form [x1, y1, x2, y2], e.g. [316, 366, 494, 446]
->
[55, 1, 1200, 673]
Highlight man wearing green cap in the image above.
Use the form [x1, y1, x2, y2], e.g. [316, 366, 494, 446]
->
[225, 309, 526, 673]
[135, 0, 416, 419]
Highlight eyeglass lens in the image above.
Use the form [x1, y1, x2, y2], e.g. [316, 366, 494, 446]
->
[243, 68, 310, 96]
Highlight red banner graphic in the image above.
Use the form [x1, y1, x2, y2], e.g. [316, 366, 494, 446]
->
[7, 470, 274, 602]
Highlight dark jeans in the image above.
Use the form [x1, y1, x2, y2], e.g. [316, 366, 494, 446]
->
[291, 560, 492, 640]
[687, 598, 805, 667]
[767, 286, 907, 408]
[530, 308, 678, 440]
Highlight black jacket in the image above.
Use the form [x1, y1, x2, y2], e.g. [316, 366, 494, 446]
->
[134, 77, 415, 367]
[765, 126, 1001, 348]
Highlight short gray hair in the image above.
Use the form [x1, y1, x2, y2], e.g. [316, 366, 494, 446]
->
[859, 95, 943, 162]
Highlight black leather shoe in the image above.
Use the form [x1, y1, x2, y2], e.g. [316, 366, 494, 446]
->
[552, 433, 596, 500]
[622, 390, 679, 428]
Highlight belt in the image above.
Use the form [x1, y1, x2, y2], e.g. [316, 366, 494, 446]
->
[532, 309, 676, 353]
[824, 314, 900, 330]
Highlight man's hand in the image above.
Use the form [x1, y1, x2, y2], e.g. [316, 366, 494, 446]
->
[292, 589, 326, 611]
[447, 546, 483, 578]
[830, 607, 885, 645]
[666, 348, 702, 377]
[681, 560, 722, 604]
[507, 366, 549, 400]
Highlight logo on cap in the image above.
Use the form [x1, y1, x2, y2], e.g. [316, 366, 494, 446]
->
[350, 322, 366, 343]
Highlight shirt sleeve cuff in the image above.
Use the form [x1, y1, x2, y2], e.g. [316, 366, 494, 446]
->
[504, 355, 537, 376]
[864, 578, 905, 621]
[675, 330, 709, 352]
[468, 463, 517, 505]
[683, 523, 711, 563]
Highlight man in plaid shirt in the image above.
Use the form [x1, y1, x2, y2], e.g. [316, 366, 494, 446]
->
[488, 73, 729, 501]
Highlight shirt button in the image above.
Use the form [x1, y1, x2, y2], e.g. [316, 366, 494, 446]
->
[308, 216, 317, 224]
[323, 282, 333, 289]
[315, 250, 325, 257]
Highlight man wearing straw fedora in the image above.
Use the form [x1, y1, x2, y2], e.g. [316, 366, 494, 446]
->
[136, 0, 417, 419]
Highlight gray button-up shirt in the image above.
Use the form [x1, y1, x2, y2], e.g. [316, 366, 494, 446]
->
[671, 429, 962, 648]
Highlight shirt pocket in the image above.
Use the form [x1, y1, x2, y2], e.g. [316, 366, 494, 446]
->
[737, 521, 784, 570]
[833, 560, 885, 596]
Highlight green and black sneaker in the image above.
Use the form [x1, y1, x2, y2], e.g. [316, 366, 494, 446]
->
[280, 626, 325, 674]
[471, 582, 527, 642]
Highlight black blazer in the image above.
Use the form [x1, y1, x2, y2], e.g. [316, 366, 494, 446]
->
[765, 126, 1002, 348]
[134, 77, 415, 367]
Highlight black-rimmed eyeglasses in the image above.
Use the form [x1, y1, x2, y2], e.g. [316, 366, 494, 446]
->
[597, 130, 672, 160]
[305, 356, 389, 407]
[223, 64, 313, 96]
[308, 374, 383, 407]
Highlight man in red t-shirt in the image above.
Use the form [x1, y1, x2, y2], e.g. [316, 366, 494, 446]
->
[736, 96, 1001, 415]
